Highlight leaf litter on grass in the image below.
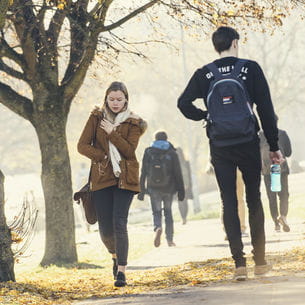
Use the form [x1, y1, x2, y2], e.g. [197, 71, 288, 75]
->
[1, 247, 305, 305]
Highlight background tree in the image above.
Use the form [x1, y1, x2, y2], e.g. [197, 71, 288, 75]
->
[245, 23, 305, 114]
[0, 0, 298, 266]
[242, 19, 305, 160]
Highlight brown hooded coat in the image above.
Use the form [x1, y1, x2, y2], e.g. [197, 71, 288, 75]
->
[77, 107, 147, 193]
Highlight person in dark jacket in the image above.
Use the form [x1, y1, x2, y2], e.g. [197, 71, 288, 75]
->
[259, 119, 292, 232]
[176, 147, 193, 224]
[177, 26, 284, 281]
[138, 131, 185, 247]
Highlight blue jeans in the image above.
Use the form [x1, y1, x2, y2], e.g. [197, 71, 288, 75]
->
[149, 191, 174, 242]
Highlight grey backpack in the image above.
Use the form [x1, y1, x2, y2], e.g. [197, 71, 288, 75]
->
[146, 149, 172, 189]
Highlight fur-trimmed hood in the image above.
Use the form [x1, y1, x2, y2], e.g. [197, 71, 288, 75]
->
[91, 106, 147, 135]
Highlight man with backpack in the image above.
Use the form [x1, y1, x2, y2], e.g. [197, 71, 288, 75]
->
[138, 131, 185, 247]
[177, 26, 284, 281]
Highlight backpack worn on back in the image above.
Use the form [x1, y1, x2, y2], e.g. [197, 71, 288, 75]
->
[206, 59, 256, 147]
[146, 149, 172, 189]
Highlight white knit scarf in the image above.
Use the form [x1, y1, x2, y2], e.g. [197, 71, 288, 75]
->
[108, 109, 132, 177]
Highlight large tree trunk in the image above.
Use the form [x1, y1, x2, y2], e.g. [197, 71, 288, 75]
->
[33, 109, 77, 266]
[0, 170, 15, 282]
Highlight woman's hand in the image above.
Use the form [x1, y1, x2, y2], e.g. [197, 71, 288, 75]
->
[100, 119, 115, 134]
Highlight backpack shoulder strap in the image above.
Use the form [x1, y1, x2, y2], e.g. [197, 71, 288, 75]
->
[206, 62, 223, 80]
[231, 59, 248, 78]
[147, 147, 154, 159]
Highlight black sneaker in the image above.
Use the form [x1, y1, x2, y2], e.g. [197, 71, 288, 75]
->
[154, 227, 162, 247]
[278, 216, 290, 232]
[112, 258, 118, 279]
[275, 222, 281, 232]
[114, 271, 127, 287]
[167, 240, 176, 247]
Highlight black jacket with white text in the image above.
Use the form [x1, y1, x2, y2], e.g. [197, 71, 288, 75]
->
[177, 56, 279, 151]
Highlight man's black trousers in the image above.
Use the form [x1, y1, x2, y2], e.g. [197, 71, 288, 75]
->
[210, 137, 266, 268]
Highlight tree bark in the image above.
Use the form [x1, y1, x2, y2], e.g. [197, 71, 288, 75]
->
[0, 0, 9, 30]
[0, 170, 15, 282]
[32, 107, 77, 266]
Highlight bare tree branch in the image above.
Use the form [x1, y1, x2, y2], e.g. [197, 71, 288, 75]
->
[36, 3, 47, 25]
[93, 0, 114, 25]
[89, 3, 101, 18]
[0, 82, 33, 121]
[78, 0, 89, 10]
[0, 38, 26, 72]
[11, 1, 59, 87]
[12, 0, 38, 78]
[107, 32, 149, 58]
[62, 32, 99, 105]
[47, 9, 67, 46]
[61, 4, 90, 88]
[0, 59, 26, 80]
[36, 14, 59, 86]
[102, 0, 159, 32]
[109, 30, 168, 46]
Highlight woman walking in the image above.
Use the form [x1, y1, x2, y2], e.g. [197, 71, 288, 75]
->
[77, 81, 146, 287]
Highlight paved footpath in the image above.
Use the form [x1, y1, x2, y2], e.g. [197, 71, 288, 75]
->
[129, 217, 305, 269]
[76, 274, 305, 305]
[74, 172, 305, 304]
[74, 216, 305, 305]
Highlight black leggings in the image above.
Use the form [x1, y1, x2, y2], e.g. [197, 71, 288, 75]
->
[92, 185, 134, 266]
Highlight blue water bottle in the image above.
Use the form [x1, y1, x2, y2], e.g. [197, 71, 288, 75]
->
[270, 164, 281, 192]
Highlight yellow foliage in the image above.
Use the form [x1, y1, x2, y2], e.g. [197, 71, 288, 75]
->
[57, 3, 65, 10]
[0, 248, 304, 305]
[11, 231, 23, 244]
[212, 12, 218, 20]
[226, 10, 235, 17]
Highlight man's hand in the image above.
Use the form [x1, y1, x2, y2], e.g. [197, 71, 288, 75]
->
[269, 150, 285, 164]
[205, 163, 214, 175]
[178, 190, 185, 202]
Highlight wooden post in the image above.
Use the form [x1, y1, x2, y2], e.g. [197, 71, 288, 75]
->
[0, 170, 15, 282]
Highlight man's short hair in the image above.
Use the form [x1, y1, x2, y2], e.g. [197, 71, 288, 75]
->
[212, 26, 240, 53]
[155, 131, 168, 141]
